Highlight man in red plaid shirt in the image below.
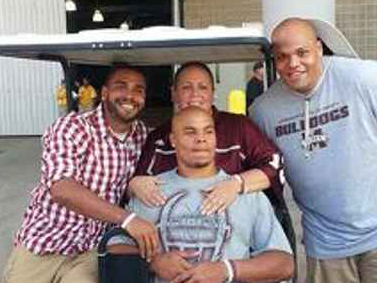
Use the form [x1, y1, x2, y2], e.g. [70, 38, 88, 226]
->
[3, 65, 159, 283]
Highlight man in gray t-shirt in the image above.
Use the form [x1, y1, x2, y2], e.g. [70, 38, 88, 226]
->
[109, 106, 293, 283]
[250, 17, 377, 283]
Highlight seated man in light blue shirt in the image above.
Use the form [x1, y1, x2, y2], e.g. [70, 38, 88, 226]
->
[109, 106, 293, 283]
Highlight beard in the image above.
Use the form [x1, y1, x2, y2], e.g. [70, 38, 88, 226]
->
[105, 98, 142, 125]
[182, 158, 212, 169]
[180, 149, 215, 169]
[191, 161, 211, 168]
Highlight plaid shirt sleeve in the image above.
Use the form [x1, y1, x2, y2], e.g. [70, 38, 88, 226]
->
[41, 115, 89, 189]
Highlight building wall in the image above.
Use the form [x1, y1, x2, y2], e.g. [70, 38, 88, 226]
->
[184, 0, 377, 60]
[0, 0, 65, 135]
[336, 0, 377, 59]
[184, 0, 262, 28]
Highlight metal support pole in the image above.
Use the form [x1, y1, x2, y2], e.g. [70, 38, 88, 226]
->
[37, 54, 78, 112]
[172, 0, 185, 28]
[60, 60, 78, 113]
[172, 0, 180, 27]
[260, 46, 276, 87]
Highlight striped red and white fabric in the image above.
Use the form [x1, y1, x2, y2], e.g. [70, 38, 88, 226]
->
[15, 105, 148, 255]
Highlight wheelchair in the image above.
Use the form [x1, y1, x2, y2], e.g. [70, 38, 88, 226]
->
[98, 227, 152, 283]
[98, 197, 297, 283]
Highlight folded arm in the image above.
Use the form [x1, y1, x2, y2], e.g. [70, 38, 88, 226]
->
[172, 250, 294, 283]
[107, 244, 194, 281]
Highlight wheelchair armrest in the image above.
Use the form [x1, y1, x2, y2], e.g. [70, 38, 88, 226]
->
[98, 227, 126, 256]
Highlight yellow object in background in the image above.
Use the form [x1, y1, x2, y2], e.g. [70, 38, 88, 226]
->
[227, 89, 246, 115]
[56, 85, 67, 107]
[78, 85, 97, 108]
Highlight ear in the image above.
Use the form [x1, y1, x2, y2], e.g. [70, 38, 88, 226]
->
[316, 39, 323, 57]
[169, 132, 176, 148]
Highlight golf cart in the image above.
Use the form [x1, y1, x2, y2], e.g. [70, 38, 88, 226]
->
[0, 24, 296, 283]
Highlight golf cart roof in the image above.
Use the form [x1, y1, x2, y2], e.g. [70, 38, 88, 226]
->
[0, 24, 270, 66]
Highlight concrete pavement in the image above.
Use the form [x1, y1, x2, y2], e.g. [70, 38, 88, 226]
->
[0, 137, 306, 282]
[0, 137, 41, 277]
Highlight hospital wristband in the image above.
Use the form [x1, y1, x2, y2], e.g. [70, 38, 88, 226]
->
[222, 259, 234, 283]
[121, 212, 136, 230]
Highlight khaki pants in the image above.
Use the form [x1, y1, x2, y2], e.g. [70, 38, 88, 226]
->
[307, 248, 377, 283]
[2, 246, 98, 283]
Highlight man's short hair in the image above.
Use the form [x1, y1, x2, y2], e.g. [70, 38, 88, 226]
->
[171, 105, 213, 132]
[104, 64, 146, 87]
[173, 61, 215, 90]
[253, 61, 264, 72]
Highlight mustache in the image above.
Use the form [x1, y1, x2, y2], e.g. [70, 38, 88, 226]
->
[113, 98, 134, 104]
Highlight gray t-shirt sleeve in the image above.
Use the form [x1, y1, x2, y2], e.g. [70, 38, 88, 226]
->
[249, 192, 292, 255]
[356, 59, 377, 118]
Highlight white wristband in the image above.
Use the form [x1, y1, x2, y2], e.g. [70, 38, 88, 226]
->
[222, 259, 234, 283]
[121, 212, 136, 230]
[233, 174, 246, 194]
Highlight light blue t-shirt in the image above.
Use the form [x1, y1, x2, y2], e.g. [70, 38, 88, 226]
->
[111, 169, 292, 283]
[250, 56, 377, 259]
